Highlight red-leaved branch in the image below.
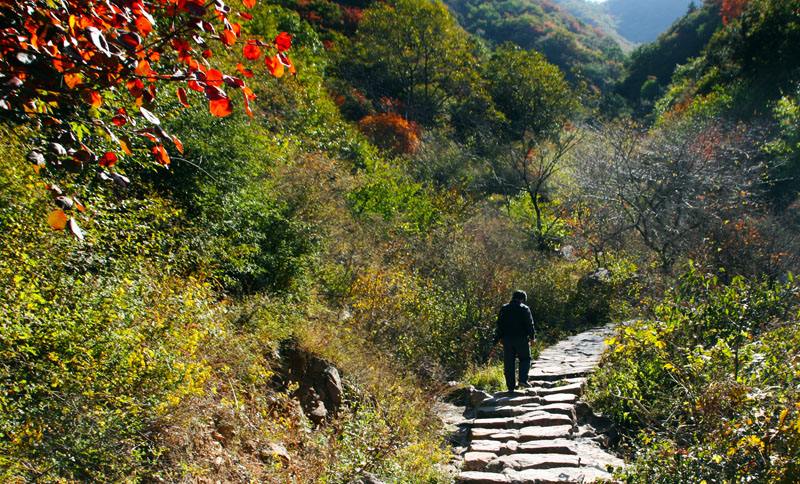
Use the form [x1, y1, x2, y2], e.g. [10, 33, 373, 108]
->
[0, 0, 294, 236]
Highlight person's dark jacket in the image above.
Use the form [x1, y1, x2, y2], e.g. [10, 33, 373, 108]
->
[493, 301, 535, 344]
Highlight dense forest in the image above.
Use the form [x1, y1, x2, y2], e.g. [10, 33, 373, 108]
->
[0, 0, 798, 482]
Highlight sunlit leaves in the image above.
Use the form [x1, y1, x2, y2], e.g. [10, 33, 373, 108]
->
[205, 69, 224, 87]
[151, 144, 171, 166]
[67, 218, 84, 241]
[265, 55, 285, 78]
[139, 107, 160, 125]
[220, 29, 237, 46]
[63, 74, 82, 89]
[209, 97, 234, 117]
[84, 91, 103, 108]
[47, 209, 68, 230]
[275, 32, 292, 52]
[177, 87, 190, 108]
[99, 152, 118, 168]
[243, 42, 262, 60]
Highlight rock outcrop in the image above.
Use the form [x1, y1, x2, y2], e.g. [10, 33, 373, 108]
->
[281, 341, 344, 425]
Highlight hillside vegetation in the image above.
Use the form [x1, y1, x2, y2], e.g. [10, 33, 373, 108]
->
[1, 0, 799, 482]
[585, 0, 800, 480]
[444, 0, 625, 91]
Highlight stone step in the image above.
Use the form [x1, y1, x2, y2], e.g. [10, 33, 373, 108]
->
[518, 425, 575, 441]
[468, 438, 579, 458]
[455, 471, 509, 484]
[457, 325, 623, 482]
[472, 410, 572, 428]
[526, 377, 586, 388]
[515, 411, 574, 428]
[571, 439, 626, 470]
[527, 370, 593, 381]
[470, 416, 518, 429]
[477, 394, 578, 416]
[516, 439, 577, 455]
[463, 451, 498, 471]
[539, 393, 578, 404]
[456, 467, 614, 484]
[514, 466, 614, 483]
[486, 453, 580, 472]
[476, 404, 540, 418]
[482, 394, 540, 407]
[530, 382, 583, 396]
[521, 402, 576, 418]
[470, 424, 574, 442]
[469, 428, 520, 441]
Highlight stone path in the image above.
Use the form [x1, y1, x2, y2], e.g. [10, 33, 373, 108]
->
[456, 326, 624, 483]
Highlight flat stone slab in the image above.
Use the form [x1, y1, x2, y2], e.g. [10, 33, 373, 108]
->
[516, 439, 577, 455]
[471, 409, 572, 429]
[514, 466, 614, 483]
[463, 451, 498, 471]
[484, 394, 541, 406]
[467, 438, 582, 458]
[540, 393, 578, 404]
[470, 416, 518, 429]
[571, 439, 626, 471]
[476, 404, 541, 418]
[531, 382, 584, 396]
[456, 471, 510, 484]
[527, 377, 586, 389]
[518, 403, 576, 418]
[514, 411, 573, 427]
[487, 453, 580, 472]
[518, 425, 574, 441]
[527, 369, 594, 381]
[470, 428, 520, 441]
[469, 440, 504, 454]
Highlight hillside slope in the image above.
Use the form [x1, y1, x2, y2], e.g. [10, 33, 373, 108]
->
[445, 0, 625, 90]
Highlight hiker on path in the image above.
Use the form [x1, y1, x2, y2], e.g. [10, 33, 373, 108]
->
[491, 290, 536, 392]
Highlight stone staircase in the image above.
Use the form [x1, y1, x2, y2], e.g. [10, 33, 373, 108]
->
[456, 326, 624, 483]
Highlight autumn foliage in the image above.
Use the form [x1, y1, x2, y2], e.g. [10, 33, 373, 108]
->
[721, 0, 749, 24]
[0, 0, 293, 233]
[358, 113, 421, 155]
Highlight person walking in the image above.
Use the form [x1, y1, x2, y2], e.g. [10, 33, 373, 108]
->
[491, 290, 536, 392]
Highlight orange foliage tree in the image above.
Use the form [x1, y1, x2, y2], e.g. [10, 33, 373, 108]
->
[721, 0, 749, 24]
[0, 0, 294, 234]
[358, 113, 420, 155]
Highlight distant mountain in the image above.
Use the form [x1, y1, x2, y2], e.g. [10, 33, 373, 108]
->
[553, 0, 695, 46]
[552, 0, 636, 51]
[617, 1, 721, 113]
[606, 0, 695, 43]
[445, 0, 625, 90]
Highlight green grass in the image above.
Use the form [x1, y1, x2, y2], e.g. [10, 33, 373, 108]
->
[464, 362, 506, 393]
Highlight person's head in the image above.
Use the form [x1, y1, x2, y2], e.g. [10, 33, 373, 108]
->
[511, 290, 527, 303]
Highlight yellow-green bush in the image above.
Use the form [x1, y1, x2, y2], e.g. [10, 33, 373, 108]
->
[587, 264, 800, 482]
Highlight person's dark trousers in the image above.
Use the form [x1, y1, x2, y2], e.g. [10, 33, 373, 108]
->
[502, 336, 531, 391]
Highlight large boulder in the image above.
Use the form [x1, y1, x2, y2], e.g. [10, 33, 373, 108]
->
[571, 268, 613, 327]
[281, 341, 345, 425]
